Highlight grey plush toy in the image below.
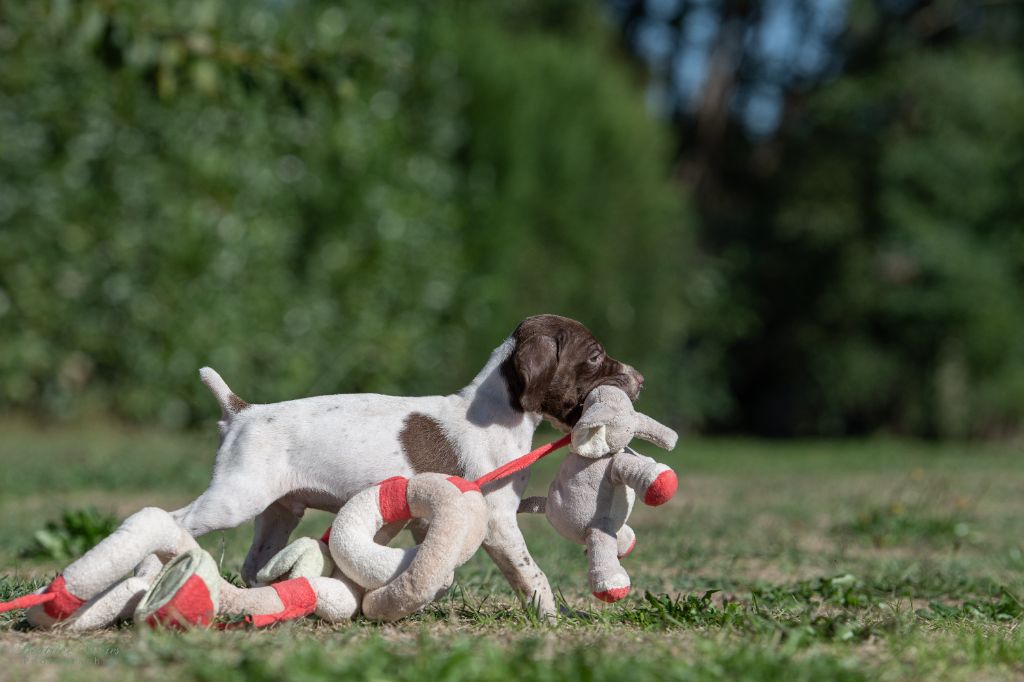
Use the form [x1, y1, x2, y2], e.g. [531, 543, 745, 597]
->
[521, 385, 679, 602]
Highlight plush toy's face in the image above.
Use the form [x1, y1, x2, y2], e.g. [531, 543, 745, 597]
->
[501, 315, 644, 429]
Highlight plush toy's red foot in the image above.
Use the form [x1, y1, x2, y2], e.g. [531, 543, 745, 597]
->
[134, 550, 218, 629]
[643, 469, 678, 506]
[593, 586, 631, 602]
[147, 576, 214, 629]
[245, 578, 317, 628]
[618, 536, 637, 559]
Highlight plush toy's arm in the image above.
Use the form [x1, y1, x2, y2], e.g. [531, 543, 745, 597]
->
[632, 413, 678, 451]
[256, 537, 335, 584]
[609, 447, 678, 506]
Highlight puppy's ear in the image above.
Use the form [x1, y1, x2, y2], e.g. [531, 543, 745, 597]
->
[513, 335, 558, 413]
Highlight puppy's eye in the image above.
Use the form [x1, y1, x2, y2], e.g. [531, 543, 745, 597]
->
[588, 350, 603, 366]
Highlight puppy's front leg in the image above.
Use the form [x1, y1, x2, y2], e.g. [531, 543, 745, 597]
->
[483, 514, 555, 617]
[482, 480, 555, 617]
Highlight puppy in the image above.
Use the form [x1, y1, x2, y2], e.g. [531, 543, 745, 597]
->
[172, 314, 644, 615]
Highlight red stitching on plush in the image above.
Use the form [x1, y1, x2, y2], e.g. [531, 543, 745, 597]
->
[248, 578, 317, 628]
[42, 575, 85, 621]
[146, 574, 214, 629]
[320, 527, 332, 544]
[446, 476, 480, 494]
[378, 476, 411, 523]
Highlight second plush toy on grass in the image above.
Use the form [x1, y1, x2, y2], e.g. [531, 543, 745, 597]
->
[2, 473, 486, 629]
[521, 385, 679, 602]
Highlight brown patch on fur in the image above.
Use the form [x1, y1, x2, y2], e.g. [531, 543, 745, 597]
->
[400, 413, 462, 476]
[227, 393, 249, 413]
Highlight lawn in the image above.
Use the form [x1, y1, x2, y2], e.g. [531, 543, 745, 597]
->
[0, 417, 1022, 681]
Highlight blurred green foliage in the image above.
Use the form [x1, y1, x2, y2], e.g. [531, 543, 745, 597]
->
[21, 507, 119, 562]
[0, 1, 702, 426]
[1, 0, 1022, 438]
[702, 42, 1024, 437]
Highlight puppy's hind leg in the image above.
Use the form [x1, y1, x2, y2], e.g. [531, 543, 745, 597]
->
[242, 500, 303, 586]
[171, 476, 284, 539]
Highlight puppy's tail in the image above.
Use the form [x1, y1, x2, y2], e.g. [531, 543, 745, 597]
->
[199, 367, 249, 421]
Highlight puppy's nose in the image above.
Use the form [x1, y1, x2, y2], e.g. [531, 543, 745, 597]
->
[624, 365, 644, 398]
[633, 370, 645, 392]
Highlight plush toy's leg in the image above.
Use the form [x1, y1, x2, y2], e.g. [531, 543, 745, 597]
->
[218, 578, 316, 627]
[610, 448, 678, 506]
[256, 537, 335, 585]
[220, 573, 362, 626]
[616, 524, 637, 559]
[134, 553, 165, 581]
[586, 524, 631, 603]
[361, 475, 487, 622]
[308, 575, 362, 622]
[26, 507, 198, 628]
[62, 577, 151, 632]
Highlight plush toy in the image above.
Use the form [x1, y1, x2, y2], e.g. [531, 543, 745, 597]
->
[132, 541, 364, 628]
[1, 473, 486, 629]
[521, 385, 679, 603]
[253, 472, 487, 622]
[0, 506, 358, 630]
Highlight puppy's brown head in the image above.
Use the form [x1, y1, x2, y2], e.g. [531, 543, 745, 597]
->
[500, 314, 644, 428]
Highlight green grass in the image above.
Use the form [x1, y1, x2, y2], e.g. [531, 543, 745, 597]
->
[1, 417, 1022, 680]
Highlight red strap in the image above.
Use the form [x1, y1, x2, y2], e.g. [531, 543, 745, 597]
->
[0, 591, 55, 614]
[446, 476, 480, 493]
[248, 578, 317, 628]
[378, 476, 411, 523]
[473, 435, 571, 487]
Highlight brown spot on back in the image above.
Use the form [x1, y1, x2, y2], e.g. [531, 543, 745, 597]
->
[227, 393, 249, 413]
[399, 413, 462, 476]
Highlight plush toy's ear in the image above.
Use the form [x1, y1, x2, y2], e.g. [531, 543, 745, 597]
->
[632, 413, 678, 451]
[510, 335, 558, 413]
[572, 401, 618, 457]
[573, 423, 610, 458]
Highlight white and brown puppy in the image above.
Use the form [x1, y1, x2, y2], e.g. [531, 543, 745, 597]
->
[171, 314, 644, 616]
